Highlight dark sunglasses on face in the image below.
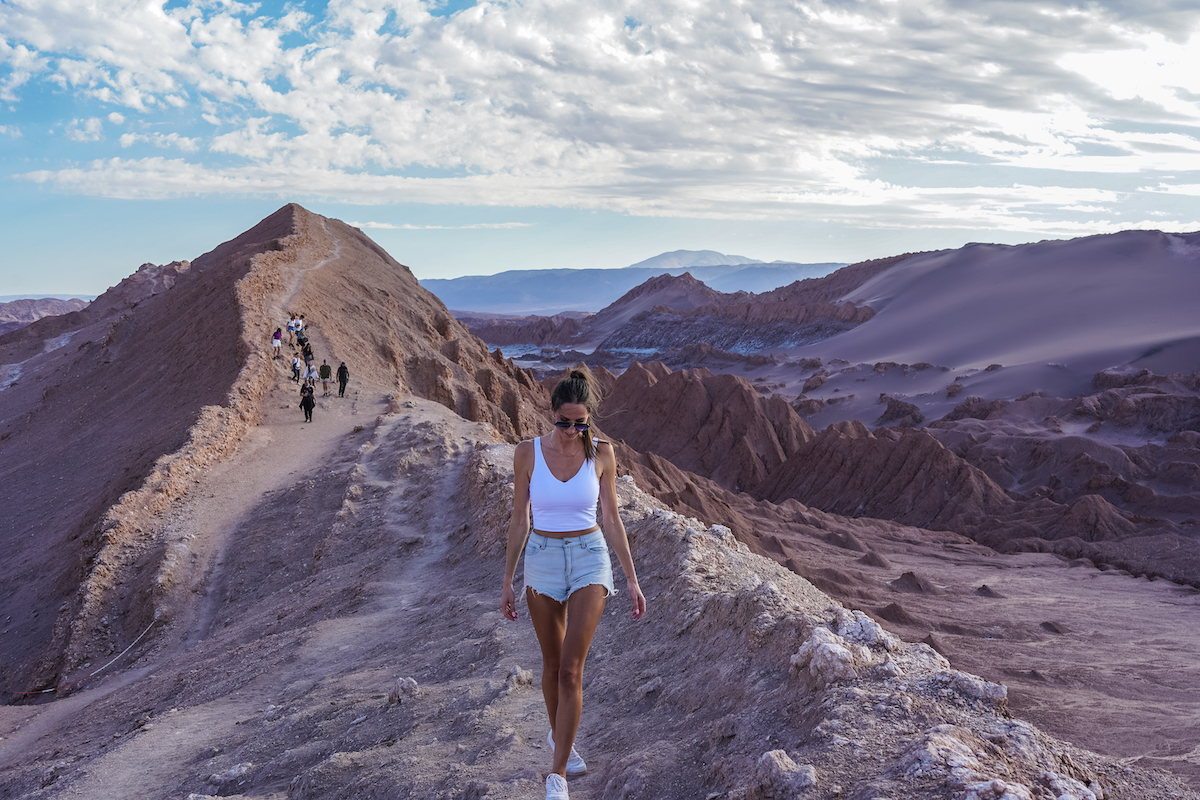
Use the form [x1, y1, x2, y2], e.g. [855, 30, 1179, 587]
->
[554, 419, 590, 431]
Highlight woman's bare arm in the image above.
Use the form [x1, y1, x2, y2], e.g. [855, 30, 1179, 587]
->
[596, 441, 646, 620]
[501, 439, 535, 620]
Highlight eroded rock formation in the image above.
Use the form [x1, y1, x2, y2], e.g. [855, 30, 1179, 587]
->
[599, 362, 814, 495]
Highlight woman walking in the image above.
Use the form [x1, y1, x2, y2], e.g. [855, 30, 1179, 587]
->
[501, 369, 645, 800]
[336, 361, 349, 397]
[299, 383, 315, 423]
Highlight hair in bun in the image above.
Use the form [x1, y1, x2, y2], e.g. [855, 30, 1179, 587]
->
[550, 366, 601, 461]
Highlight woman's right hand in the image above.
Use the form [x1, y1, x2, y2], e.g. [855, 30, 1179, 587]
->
[501, 583, 518, 621]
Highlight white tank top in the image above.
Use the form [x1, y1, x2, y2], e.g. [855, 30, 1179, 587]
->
[530, 438, 600, 532]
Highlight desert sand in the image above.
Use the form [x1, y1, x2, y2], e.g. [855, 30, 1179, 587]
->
[1, 205, 1198, 799]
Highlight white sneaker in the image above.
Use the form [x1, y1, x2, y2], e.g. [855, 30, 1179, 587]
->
[545, 772, 569, 800]
[548, 730, 587, 776]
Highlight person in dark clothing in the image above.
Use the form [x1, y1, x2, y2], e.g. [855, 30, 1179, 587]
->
[318, 359, 332, 396]
[336, 361, 349, 397]
[299, 384, 315, 423]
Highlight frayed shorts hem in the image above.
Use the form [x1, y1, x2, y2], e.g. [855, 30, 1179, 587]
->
[526, 581, 614, 604]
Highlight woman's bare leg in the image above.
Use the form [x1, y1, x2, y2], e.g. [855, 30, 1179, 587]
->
[526, 584, 607, 776]
[527, 588, 567, 735]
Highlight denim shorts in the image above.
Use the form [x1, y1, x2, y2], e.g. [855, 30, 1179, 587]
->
[524, 530, 614, 602]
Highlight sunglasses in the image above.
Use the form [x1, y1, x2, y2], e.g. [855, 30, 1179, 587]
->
[554, 419, 591, 432]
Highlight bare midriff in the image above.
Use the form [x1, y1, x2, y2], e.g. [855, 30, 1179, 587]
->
[532, 525, 601, 539]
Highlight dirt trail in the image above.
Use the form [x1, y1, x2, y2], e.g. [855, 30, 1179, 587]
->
[0, 226, 379, 777]
[178, 222, 355, 648]
[19, 397, 563, 800]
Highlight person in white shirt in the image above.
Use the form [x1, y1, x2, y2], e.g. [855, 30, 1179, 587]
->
[501, 368, 645, 800]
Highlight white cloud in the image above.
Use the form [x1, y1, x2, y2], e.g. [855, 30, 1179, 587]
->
[4, 0, 1200, 233]
[65, 116, 104, 141]
[107, 111, 125, 124]
[0, 124, 21, 137]
[118, 131, 201, 152]
[0, 38, 48, 101]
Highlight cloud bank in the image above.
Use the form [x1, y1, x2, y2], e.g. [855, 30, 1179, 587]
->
[3, 0, 1200, 234]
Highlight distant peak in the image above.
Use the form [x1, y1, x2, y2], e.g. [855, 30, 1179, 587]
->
[627, 249, 763, 270]
[597, 271, 728, 317]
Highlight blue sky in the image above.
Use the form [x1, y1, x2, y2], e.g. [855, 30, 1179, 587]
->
[3, 0, 1200, 296]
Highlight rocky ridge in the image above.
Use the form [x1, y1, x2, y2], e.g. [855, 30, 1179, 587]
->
[0, 204, 550, 698]
[0, 298, 90, 336]
[462, 266, 891, 363]
[599, 361, 815, 496]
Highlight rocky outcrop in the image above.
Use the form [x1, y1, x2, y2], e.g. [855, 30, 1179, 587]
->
[759, 423, 1015, 529]
[468, 255, 920, 359]
[0, 297, 89, 336]
[461, 313, 585, 346]
[600, 362, 815, 495]
[927, 375, 1200, 519]
[1071, 384, 1200, 434]
[876, 394, 925, 428]
[749, 422, 1169, 565]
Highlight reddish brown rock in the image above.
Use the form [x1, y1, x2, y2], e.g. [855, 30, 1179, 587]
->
[0, 297, 90, 336]
[759, 423, 1014, 528]
[876, 394, 925, 428]
[600, 362, 814, 495]
[463, 313, 585, 346]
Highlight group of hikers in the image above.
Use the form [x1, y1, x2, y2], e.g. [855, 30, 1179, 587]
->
[272, 313, 349, 423]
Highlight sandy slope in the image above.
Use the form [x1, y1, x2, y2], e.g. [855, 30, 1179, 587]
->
[835, 232, 1200, 374]
[777, 230, 1200, 426]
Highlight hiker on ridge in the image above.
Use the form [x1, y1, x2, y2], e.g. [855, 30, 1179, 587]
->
[299, 383, 315, 423]
[336, 361, 349, 397]
[319, 359, 332, 396]
[500, 367, 645, 800]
